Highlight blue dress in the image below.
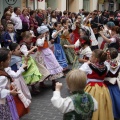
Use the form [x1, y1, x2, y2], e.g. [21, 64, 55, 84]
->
[104, 65, 120, 119]
[53, 32, 68, 69]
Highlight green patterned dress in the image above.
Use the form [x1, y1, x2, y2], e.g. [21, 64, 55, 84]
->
[63, 91, 94, 120]
[22, 56, 42, 85]
[60, 34, 75, 64]
[72, 55, 80, 69]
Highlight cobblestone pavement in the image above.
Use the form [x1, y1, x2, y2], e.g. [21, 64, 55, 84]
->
[21, 76, 70, 120]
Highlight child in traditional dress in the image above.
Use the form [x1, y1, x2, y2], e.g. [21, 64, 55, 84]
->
[52, 22, 68, 71]
[36, 25, 63, 90]
[71, 15, 81, 51]
[79, 49, 114, 120]
[64, 28, 92, 69]
[61, 19, 74, 64]
[20, 31, 42, 93]
[0, 48, 19, 120]
[104, 48, 120, 120]
[8, 43, 32, 118]
[78, 36, 92, 66]
[51, 69, 98, 120]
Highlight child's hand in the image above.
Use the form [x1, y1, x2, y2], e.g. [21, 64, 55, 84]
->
[55, 82, 62, 91]
[34, 46, 38, 50]
[22, 64, 28, 70]
[87, 61, 91, 64]
[64, 45, 68, 48]
[31, 46, 38, 52]
[50, 39, 54, 44]
[24, 56, 29, 63]
[99, 31, 104, 35]
[10, 88, 18, 96]
[75, 51, 79, 55]
[60, 27, 64, 32]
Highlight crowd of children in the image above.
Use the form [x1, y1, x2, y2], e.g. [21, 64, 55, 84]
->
[0, 6, 120, 120]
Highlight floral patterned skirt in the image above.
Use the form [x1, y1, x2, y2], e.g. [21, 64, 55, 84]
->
[0, 102, 13, 120]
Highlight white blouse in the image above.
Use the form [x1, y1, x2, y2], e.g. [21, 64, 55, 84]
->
[79, 62, 92, 74]
[36, 37, 45, 47]
[5, 67, 24, 79]
[0, 76, 10, 104]
[51, 91, 98, 114]
[20, 44, 29, 56]
[79, 46, 92, 58]
[104, 61, 120, 88]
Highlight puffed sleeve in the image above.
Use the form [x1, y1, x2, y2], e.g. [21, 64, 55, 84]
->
[109, 37, 116, 43]
[51, 91, 74, 113]
[74, 39, 80, 48]
[71, 24, 76, 30]
[5, 67, 24, 78]
[79, 63, 92, 74]
[36, 38, 45, 47]
[0, 76, 10, 99]
[20, 44, 29, 56]
[52, 31, 57, 39]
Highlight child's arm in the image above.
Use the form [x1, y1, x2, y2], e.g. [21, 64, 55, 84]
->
[99, 31, 113, 43]
[28, 46, 37, 55]
[64, 44, 75, 49]
[0, 76, 10, 98]
[52, 28, 64, 39]
[51, 82, 74, 113]
[64, 39, 80, 49]
[78, 58, 88, 63]
[20, 44, 37, 56]
[5, 65, 27, 78]
[0, 76, 18, 98]
[3, 32, 11, 43]
[79, 62, 91, 74]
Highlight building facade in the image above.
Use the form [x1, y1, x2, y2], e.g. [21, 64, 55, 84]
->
[98, 0, 120, 11]
[0, 0, 120, 18]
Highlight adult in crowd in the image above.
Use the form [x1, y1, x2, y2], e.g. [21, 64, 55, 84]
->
[71, 12, 76, 23]
[50, 10, 57, 26]
[1, 7, 11, 21]
[71, 15, 82, 51]
[47, 7, 52, 23]
[35, 9, 43, 26]
[99, 26, 120, 51]
[56, 9, 62, 22]
[7, 6, 14, 13]
[1, 11, 13, 31]
[61, 11, 68, 20]
[87, 10, 104, 40]
[11, 7, 22, 43]
[29, 10, 38, 36]
[106, 11, 119, 26]
[20, 8, 30, 32]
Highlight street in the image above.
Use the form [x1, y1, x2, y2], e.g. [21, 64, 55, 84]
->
[21, 76, 69, 120]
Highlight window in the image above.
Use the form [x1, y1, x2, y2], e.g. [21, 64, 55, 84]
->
[83, 0, 90, 11]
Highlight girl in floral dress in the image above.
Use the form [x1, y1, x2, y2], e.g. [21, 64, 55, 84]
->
[61, 19, 74, 64]
[20, 31, 42, 93]
[36, 25, 63, 90]
[52, 22, 68, 70]
[104, 48, 120, 120]
[79, 49, 114, 120]
[0, 48, 19, 120]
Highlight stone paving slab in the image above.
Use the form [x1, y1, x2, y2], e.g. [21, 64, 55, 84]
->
[21, 77, 70, 120]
